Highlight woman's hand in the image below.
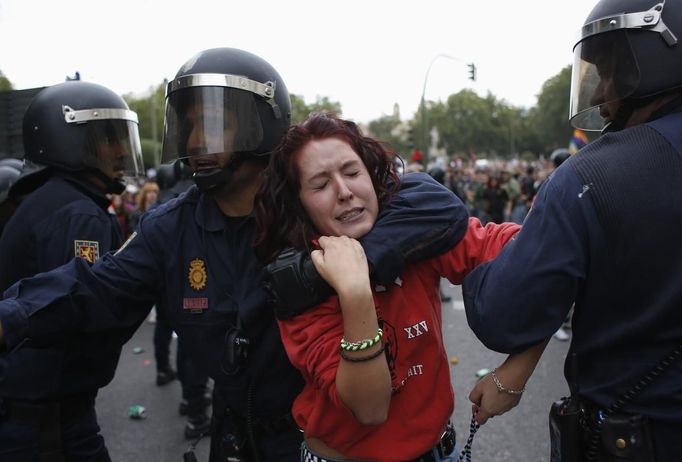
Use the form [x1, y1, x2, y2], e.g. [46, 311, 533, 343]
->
[310, 235, 370, 296]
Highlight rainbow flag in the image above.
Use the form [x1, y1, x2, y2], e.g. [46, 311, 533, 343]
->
[569, 129, 589, 154]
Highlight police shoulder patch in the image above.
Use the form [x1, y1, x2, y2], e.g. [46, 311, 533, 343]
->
[74, 240, 100, 263]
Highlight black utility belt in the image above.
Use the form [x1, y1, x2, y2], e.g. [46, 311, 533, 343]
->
[212, 408, 300, 462]
[550, 396, 655, 462]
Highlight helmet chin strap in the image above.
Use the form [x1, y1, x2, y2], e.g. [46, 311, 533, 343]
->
[192, 152, 248, 193]
[601, 101, 635, 134]
[89, 169, 126, 195]
[601, 95, 663, 135]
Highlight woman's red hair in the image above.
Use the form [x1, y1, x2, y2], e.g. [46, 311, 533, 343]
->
[254, 112, 400, 262]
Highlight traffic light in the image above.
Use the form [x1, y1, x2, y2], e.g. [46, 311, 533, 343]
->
[467, 63, 476, 81]
[407, 127, 414, 149]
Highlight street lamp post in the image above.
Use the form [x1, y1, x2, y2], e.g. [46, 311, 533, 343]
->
[419, 54, 475, 167]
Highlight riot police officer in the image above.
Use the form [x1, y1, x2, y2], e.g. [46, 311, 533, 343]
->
[464, 0, 682, 460]
[0, 48, 469, 461]
[0, 81, 144, 461]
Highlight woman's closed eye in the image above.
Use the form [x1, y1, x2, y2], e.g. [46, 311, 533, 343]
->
[312, 180, 329, 190]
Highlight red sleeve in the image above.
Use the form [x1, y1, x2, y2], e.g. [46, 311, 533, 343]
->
[432, 217, 520, 284]
[278, 297, 347, 407]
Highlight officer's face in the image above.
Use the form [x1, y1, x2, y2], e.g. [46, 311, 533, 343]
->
[296, 137, 378, 239]
[184, 103, 237, 172]
[97, 139, 129, 180]
[590, 56, 620, 127]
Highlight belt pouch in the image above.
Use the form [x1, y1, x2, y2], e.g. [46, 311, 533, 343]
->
[599, 413, 654, 462]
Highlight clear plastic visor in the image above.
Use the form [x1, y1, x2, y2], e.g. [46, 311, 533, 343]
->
[82, 119, 144, 180]
[569, 30, 640, 131]
[161, 86, 264, 163]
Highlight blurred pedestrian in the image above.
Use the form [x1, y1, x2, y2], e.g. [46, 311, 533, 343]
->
[127, 181, 159, 235]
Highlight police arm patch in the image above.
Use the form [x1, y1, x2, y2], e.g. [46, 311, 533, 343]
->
[74, 240, 100, 263]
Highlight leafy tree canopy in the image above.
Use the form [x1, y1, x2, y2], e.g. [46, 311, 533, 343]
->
[0, 70, 13, 91]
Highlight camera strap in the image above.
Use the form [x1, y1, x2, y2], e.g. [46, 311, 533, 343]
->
[455, 413, 481, 462]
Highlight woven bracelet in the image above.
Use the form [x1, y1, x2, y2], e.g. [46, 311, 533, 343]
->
[340, 328, 383, 352]
[339, 341, 386, 362]
[491, 368, 525, 395]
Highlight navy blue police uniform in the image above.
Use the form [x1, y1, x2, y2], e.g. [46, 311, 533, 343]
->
[463, 110, 682, 460]
[0, 172, 468, 461]
[0, 79, 145, 462]
[0, 172, 139, 462]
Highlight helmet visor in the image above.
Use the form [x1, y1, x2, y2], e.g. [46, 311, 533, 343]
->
[82, 119, 144, 180]
[569, 30, 640, 131]
[161, 85, 264, 163]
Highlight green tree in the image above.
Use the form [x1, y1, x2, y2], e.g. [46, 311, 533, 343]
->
[290, 94, 342, 124]
[528, 65, 573, 154]
[124, 82, 166, 169]
[416, 90, 521, 159]
[0, 70, 13, 91]
[367, 114, 410, 156]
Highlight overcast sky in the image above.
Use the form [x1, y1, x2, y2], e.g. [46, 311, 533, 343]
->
[0, 0, 598, 123]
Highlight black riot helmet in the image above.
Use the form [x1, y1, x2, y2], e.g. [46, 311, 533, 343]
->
[569, 0, 681, 132]
[550, 148, 571, 168]
[161, 48, 292, 191]
[22, 81, 144, 194]
[427, 166, 446, 185]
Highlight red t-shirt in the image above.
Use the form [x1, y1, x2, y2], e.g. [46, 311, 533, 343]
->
[279, 218, 520, 461]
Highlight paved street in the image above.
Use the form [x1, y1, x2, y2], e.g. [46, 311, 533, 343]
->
[97, 283, 570, 462]
[441, 282, 570, 461]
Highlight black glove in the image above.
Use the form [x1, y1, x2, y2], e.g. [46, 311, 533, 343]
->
[263, 247, 334, 319]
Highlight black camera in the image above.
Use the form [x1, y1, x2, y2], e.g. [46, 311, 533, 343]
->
[262, 247, 333, 319]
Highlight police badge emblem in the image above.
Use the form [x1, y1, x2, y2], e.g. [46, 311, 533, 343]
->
[188, 258, 207, 290]
[74, 240, 100, 263]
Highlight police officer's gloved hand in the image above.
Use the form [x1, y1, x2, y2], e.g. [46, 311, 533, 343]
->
[263, 248, 334, 319]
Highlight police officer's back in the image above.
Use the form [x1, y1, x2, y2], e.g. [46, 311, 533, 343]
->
[0, 81, 144, 462]
[464, 0, 682, 460]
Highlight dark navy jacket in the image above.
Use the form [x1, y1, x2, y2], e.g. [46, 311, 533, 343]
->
[463, 112, 682, 429]
[0, 173, 133, 400]
[0, 172, 468, 417]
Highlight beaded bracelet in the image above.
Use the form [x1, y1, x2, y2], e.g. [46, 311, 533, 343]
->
[491, 368, 525, 395]
[339, 342, 386, 362]
[340, 328, 383, 352]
